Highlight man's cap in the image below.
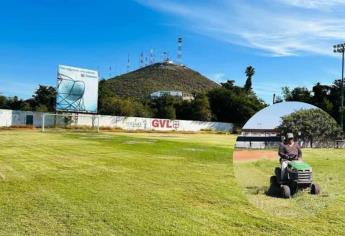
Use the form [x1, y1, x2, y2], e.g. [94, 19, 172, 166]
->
[286, 133, 294, 139]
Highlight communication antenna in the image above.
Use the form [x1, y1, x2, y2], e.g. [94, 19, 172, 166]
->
[145, 56, 148, 66]
[109, 66, 112, 78]
[177, 37, 183, 64]
[140, 52, 144, 68]
[127, 54, 131, 72]
[149, 49, 155, 64]
[162, 51, 169, 62]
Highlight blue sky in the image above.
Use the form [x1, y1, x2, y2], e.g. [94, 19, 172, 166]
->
[243, 102, 317, 129]
[1, 0, 345, 103]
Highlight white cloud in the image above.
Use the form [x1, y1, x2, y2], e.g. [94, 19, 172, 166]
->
[276, 0, 345, 9]
[136, 0, 345, 56]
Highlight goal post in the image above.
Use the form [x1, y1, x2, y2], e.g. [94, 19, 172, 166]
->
[42, 113, 100, 132]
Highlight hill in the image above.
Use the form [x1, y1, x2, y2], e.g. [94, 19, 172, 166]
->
[100, 62, 220, 99]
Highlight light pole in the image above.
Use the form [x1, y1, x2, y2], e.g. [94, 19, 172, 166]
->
[333, 43, 345, 132]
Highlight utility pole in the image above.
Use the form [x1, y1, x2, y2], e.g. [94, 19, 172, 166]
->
[333, 43, 345, 132]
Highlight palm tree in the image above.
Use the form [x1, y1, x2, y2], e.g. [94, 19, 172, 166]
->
[244, 66, 255, 92]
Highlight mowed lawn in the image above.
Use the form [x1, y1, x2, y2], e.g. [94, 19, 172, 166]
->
[234, 149, 345, 228]
[0, 131, 344, 235]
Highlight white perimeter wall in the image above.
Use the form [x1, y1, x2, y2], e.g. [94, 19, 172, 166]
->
[0, 109, 44, 127]
[0, 109, 233, 132]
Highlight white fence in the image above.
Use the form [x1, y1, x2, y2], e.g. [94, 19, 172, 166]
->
[0, 109, 233, 132]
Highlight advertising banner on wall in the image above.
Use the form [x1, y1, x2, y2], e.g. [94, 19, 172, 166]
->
[56, 65, 99, 113]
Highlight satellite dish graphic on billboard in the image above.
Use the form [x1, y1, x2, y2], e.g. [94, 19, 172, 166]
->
[57, 75, 86, 111]
[56, 65, 99, 113]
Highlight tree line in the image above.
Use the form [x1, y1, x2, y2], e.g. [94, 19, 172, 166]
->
[0, 66, 265, 127]
[278, 108, 343, 147]
[280, 79, 345, 131]
[0, 86, 56, 112]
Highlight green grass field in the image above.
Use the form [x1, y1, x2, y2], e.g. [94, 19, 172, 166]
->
[0, 130, 344, 235]
[234, 149, 345, 232]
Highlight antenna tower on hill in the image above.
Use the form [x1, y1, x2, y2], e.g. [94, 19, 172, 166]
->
[127, 54, 131, 72]
[162, 51, 170, 62]
[149, 49, 155, 64]
[145, 55, 148, 66]
[177, 37, 183, 64]
[140, 52, 144, 68]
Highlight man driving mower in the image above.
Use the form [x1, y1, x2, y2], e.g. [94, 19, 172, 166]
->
[270, 132, 320, 198]
[278, 133, 302, 180]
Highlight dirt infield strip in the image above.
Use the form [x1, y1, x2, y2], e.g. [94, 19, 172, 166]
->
[233, 150, 278, 162]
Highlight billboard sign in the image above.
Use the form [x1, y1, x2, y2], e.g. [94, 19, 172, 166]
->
[56, 65, 99, 113]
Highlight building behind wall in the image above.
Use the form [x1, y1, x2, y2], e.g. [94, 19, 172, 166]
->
[236, 128, 282, 149]
[0, 109, 44, 128]
[150, 90, 194, 101]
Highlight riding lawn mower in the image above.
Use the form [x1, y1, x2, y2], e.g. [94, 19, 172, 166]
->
[270, 157, 320, 198]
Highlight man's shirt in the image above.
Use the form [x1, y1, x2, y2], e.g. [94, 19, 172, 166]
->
[278, 142, 302, 160]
